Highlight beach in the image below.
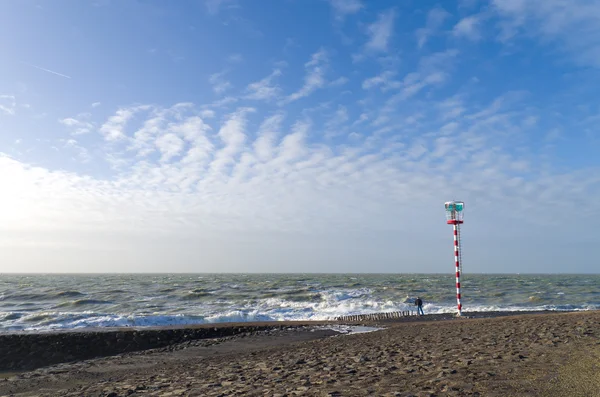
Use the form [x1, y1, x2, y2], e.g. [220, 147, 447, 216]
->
[1, 310, 599, 396]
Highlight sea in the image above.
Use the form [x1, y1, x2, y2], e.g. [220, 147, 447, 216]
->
[0, 273, 598, 332]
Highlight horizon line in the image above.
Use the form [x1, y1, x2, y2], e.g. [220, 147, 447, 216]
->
[1, 272, 598, 275]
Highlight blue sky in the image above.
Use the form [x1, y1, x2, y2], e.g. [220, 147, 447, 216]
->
[0, 0, 599, 273]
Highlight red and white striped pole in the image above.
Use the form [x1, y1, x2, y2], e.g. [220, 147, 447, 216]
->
[453, 223, 462, 316]
[446, 201, 464, 317]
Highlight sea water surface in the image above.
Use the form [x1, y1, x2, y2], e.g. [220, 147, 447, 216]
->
[0, 274, 598, 332]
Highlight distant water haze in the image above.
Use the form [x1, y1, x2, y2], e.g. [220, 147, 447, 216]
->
[0, 273, 598, 332]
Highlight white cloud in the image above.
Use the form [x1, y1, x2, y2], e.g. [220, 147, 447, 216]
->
[362, 71, 400, 91]
[60, 118, 79, 127]
[171, 115, 212, 143]
[1, 92, 599, 272]
[459, 0, 480, 9]
[324, 105, 349, 138]
[492, 0, 600, 67]
[228, 53, 243, 63]
[62, 139, 91, 163]
[206, 96, 239, 109]
[1, 4, 600, 274]
[208, 107, 254, 176]
[155, 133, 185, 163]
[286, 49, 329, 103]
[307, 48, 328, 67]
[353, 113, 369, 126]
[209, 71, 233, 95]
[329, 76, 349, 87]
[176, 117, 214, 166]
[438, 96, 466, 121]
[544, 128, 561, 143]
[59, 113, 95, 135]
[201, 109, 216, 119]
[129, 111, 168, 157]
[453, 15, 482, 41]
[361, 50, 461, 147]
[523, 115, 538, 127]
[367, 50, 457, 106]
[205, 0, 236, 15]
[419, 48, 459, 74]
[402, 72, 446, 99]
[0, 95, 16, 115]
[99, 106, 147, 141]
[254, 112, 284, 162]
[416, 7, 451, 48]
[91, 102, 101, 108]
[126, 104, 196, 158]
[365, 9, 396, 52]
[277, 119, 310, 163]
[329, 0, 363, 20]
[245, 69, 282, 101]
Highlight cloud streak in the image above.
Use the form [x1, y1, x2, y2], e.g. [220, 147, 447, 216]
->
[329, 0, 363, 21]
[453, 15, 482, 41]
[0, 95, 16, 115]
[245, 69, 282, 101]
[285, 49, 329, 103]
[491, 0, 600, 67]
[22, 62, 72, 79]
[209, 71, 233, 95]
[416, 7, 451, 48]
[365, 9, 396, 52]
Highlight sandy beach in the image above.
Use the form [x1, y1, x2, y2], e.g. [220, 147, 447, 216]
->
[1, 310, 599, 397]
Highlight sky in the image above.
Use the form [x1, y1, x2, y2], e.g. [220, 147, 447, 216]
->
[0, 0, 599, 274]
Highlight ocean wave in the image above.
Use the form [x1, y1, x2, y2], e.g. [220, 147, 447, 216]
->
[1, 301, 599, 332]
[55, 291, 85, 298]
[22, 313, 54, 323]
[9, 313, 207, 331]
[0, 312, 23, 321]
[285, 293, 322, 302]
[72, 299, 113, 306]
[181, 291, 212, 300]
[1, 274, 599, 332]
[204, 310, 276, 323]
[2, 293, 52, 302]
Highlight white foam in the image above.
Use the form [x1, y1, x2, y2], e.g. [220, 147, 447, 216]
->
[8, 300, 599, 332]
[1, 286, 599, 332]
[316, 325, 382, 335]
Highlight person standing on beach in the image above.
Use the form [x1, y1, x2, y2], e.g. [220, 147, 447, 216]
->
[415, 297, 424, 315]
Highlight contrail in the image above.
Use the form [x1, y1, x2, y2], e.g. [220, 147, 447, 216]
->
[22, 62, 71, 79]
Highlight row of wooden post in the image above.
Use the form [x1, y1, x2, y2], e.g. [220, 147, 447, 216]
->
[336, 311, 415, 322]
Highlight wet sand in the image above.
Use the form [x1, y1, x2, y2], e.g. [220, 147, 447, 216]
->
[0, 311, 599, 396]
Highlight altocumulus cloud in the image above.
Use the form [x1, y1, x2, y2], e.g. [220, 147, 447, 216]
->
[1, 81, 599, 272]
[2, 0, 600, 273]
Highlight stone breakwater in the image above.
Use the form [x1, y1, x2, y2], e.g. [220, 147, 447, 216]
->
[0, 322, 335, 372]
[336, 311, 414, 322]
[335, 310, 558, 323]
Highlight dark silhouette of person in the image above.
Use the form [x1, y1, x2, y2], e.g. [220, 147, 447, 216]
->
[415, 297, 424, 315]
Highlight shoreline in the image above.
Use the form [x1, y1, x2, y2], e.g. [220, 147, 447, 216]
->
[0, 308, 578, 336]
[0, 309, 595, 374]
